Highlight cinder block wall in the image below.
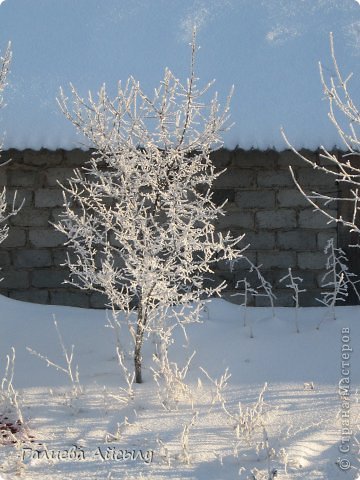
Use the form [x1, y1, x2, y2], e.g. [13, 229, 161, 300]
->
[0, 148, 339, 308]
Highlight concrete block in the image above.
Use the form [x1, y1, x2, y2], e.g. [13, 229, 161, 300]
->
[297, 168, 338, 187]
[10, 208, 50, 227]
[232, 149, 279, 168]
[242, 232, 276, 250]
[298, 209, 337, 229]
[90, 292, 110, 309]
[317, 232, 337, 250]
[50, 207, 70, 224]
[32, 269, 68, 288]
[316, 270, 329, 287]
[277, 189, 309, 208]
[14, 249, 52, 268]
[214, 169, 255, 188]
[298, 252, 327, 270]
[6, 189, 33, 208]
[216, 211, 254, 230]
[0, 169, 7, 186]
[277, 231, 317, 250]
[235, 190, 275, 209]
[215, 251, 257, 272]
[0, 269, 30, 288]
[9, 289, 49, 304]
[1, 150, 23, 163]
[45, 167, 75, 187]
[275, 269, 317, 289]
[35, 189, 64, 208]
[257, 170, 293, 187]
[0, 251, 11, 266]
[24, 149, 63, 166]
[258, 251, 296, 269]
[203, 272, 234, 291]
[52, 248, 77, 267]
[29, 229, 66, 248]
[50, 290, 90, 308]
[211, 149, 231, 168]
[8, 170, 38, 188]
[255, 289, 303, 307]
[221, 290, 255, 306]
[1, 228, 27, 247]
[298, 290, 325, 307]
[63, 149, 90, 166]
[212, 189, 235, 205]
[277, 149, 318, 169]
[256, 210, 296, 229]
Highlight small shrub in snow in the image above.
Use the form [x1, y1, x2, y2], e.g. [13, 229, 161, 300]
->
[279, 268, 306, 333]
[233, 257, 276, 336]
[0, 348, 22, 443]
[316, 238, 359, 326]
[27, 318, 83, 412]
[0, 43, 22, 256]
[156, 410, 199, 466]
[199, 366, 231, 412]
[55, 32, 245, 383]
[0, 348, 31, 448]
[233, 277, 258, 335]
[151, 321, 196, 410]
[223, 382, 268, 452]
[179, 410, 198, 465]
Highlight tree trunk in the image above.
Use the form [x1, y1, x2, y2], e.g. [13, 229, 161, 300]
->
[134, 324, 144, 383]
[134, 304, 146, 383]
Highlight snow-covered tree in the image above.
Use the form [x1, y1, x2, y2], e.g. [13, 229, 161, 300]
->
[55, 36, 246, 383]
[316, 238, 359, 324]
[0, 43, 21, 249]
[282, 33, 360, 247]
[279, 268, 305, 333]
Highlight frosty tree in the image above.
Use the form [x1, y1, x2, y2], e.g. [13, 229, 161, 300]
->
[316, 238, 359, 324]
[0, 43, 21, 248]
[282, 33, 360, 247]
[55, 35, 245, 383]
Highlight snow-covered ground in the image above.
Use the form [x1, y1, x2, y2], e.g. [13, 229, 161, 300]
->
[1, 0, 360, 151]
[0, 294, 359, 479]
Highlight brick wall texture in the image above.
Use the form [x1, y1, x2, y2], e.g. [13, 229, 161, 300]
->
[0, 148, 341, 308]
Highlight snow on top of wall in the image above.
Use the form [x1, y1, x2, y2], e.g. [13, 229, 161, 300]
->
[0, 0, 360, 151]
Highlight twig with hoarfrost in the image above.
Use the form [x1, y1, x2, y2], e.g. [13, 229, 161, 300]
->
[233, 278, 258, 330]
[105, 416, 135, 443]
[179, 410, 198, 465]
[156, 410, 199, 466]
[245, 260, 276, 318]
[199, 366, 231, 412]
[279, 268, 306, 333]
[107, 348, 135, 405]
[0, 42, 11, 109]
[26, 318, 83, 409]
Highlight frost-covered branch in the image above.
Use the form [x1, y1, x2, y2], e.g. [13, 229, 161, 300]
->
[282, 33, 360, 248]
[316, 238, 359, 325]
[0, 43, 22, 260]
[279, 268, 306, 333]
[233, 257, 276, 322]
